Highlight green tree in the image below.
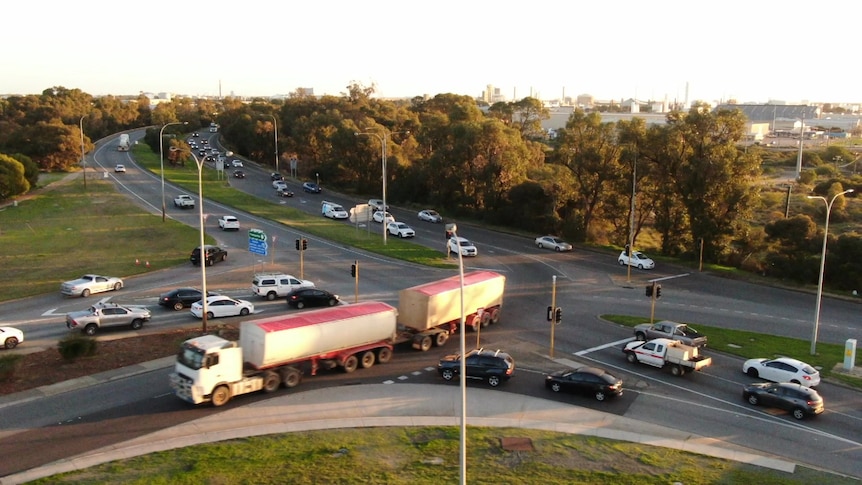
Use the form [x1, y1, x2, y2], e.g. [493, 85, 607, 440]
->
[0, 154, 29, 200]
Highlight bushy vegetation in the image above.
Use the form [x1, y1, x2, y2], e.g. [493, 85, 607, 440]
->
[0, 354, 23, 381]
[57, 333, 98, 362]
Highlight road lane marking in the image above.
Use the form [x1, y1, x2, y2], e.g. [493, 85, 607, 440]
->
[574, 337, 634, 356]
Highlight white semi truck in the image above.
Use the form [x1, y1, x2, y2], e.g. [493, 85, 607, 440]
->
[393, 270, 506, 351]
[170, 301, 397, 406]
[117, 134, 130, 152]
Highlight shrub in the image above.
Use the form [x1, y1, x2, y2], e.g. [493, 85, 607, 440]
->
[57, 333, 99, 362]
[0, 354, 23, 381]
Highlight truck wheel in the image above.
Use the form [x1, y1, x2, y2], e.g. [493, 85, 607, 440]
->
[343, 355, 359, 373]
[173, 302, 184, 311]
[487, 375, 501, 387]
[625, 351, 637, 364]
[360, 351, 376, 368]
[469, 315, 480, 332]
[419, 335, 433, 352]
[113, 282, 122, 291]
[84, 324, 98, 336]
[377, 347, 392, 364]
[263, 371, 281, 392]
[441, 369, 455, 381]
[635, 332, 646, 341]
[671, 365, 685, 376]
[211, 385, 231, 407]
[481, 312, 491, 327]
[4, 337, 19, 349]
[239, 308, 250, 316]
[266, 292, 276, 301]
[130, 319, 143, 330]
[435, 332, 449, 347]
[490, 308, 501, 324]
[281, 368, 302, 388]
[81, 289, 91, 298]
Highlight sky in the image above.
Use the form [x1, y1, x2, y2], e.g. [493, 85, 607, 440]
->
[3, 0, 859, 105]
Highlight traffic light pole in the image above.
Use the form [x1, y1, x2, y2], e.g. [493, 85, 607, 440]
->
[351, 260, 359, 303]
[550, 275, 556, 358]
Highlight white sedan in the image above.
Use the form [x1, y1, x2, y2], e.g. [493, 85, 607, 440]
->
[1, 326, 24, 349]
[273, 180, 288, 190]
[388, 222, 415, 238]
[231, 159, 243, 167]
[535, 235, 572, 252]
[114, 164, 126, 173]
[372, 211, 395, 224]
[448, 236, 478, 257]
[191, 295, 254, 320]
[418, 209, 443, 223]
[742, 357, 821, 388]
[617, 250, 655, 270]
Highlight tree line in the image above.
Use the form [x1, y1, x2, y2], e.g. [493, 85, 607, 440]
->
[2, 84, 861, 292]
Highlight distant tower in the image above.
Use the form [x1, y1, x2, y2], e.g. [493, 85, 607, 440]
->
[684, 82, 690, 109]
[219, 80, 222, 99]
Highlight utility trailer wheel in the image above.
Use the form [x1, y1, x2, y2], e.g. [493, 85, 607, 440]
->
[211, 385, 231, 407]
[360, 351, 376, 368]
[625, 352, 637, 364]
[263, 371, 281, 392]
[419, 335, 433, 352]
[671, 365, 685, 376]
[377, 347, 392, 364]
[435, 332, 449, 347]
[481, 311, 492, 327]
[490, 309, 501, 324]
[281, 368, 302, 388]
[343, 355, 359, 373]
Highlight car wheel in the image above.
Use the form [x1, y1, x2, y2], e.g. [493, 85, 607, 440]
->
[790, 379, 800, 385]
[555, 247, 561, 252]
[635, 332, 646, 341]
[4, 337, 19, 349]
[266, 292, 276, 301]
[113, 282, 122, 291]
[81, 289, 91, 298]
[792, 408, 807, 420]
[746, 368, 759, 378]
[550, 382, 561, 393]
[595, 391, 606, 401]
[328, 299, 337, 306]
[747, 394, 760, 406]
[239, 308, 250, 316]
[487, 376, 501, 387]
[618, 259, 625, 266]
[206, 311, 214, 320]
[441, 369, 455, 381]
[296, 301, 305, 309]
[173, 302, 184, 311]
[638, 264, 645, 270]
[221, 254, 227, 262]
[538, 243, 544, 249]
[130, 319, 143, 330]
[625, 352, 637, 364]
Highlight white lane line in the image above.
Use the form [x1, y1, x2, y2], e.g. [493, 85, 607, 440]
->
[574, 337, 634, 356]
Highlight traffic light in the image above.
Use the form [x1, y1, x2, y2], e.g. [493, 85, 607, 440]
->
[554, 307, 562, 324]
[351, 264, 357, 277]
[645, 284, 653, 297]
[655, 284, 662, 299]
[295, 239, 301, 251]
[445, 229, 454, 240]
[301, 238, 308, 250]
[625, 244, 631, 256]
[546, 306, 553, 321]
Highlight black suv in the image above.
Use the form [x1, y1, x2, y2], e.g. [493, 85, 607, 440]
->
[437, 348, 515, 387]
[190, 245, 228, 266]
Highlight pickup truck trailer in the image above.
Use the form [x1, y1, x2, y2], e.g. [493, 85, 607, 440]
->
[623, 338, 712, 376]
[633, 320, 707, 348]
[170, 301, 397, 406]
[393, 271, 506, 351]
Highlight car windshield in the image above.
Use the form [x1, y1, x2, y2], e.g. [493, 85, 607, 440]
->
[633, 251, 648, 259]
[177, 344, 206, 370]
[459, 240, 472, 246]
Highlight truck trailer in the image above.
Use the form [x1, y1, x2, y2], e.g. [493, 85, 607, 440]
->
[394, 270, 506, 351]
[170, 301, 397, 406]
[117, 134, 130, 152]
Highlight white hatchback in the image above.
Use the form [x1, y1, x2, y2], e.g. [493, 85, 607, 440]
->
[742, 357, 821, 388]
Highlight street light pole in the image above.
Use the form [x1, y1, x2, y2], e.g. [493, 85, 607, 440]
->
[355, 129, 409, 246]
[445, 222, 468, 485]
[79, 115, 86, 191]
[160, 121, 188, 222]
[267, 114, 279, 173]
[807, 188, 853, 355]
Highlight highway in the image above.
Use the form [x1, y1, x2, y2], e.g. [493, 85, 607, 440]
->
[0, 130, 860, 479]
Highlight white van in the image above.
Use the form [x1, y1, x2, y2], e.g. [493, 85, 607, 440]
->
[321, 201, 349, 219]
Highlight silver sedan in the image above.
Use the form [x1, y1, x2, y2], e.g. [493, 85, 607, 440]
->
[535, 236, 572, 252]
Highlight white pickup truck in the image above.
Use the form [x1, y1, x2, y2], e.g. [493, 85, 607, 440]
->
[623, 338, 712, 376]
[251, 273, 315, 300]
[173, 194, 195, 209]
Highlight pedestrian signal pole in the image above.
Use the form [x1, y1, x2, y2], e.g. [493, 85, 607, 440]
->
[549, 275, 557, 358]
[351, 261, 358, 303]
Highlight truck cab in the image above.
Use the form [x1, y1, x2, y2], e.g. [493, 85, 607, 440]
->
[171, 335, 245, 405]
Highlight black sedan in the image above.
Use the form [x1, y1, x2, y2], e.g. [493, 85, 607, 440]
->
[270, 172, 284, 181]
[233, 170, 246, 179]
[544, 367, 623, 401]
[302, 182, 321, 193]
[742, 382, 824, 420]
[286, 288, 340, 309]
[158, 287, 216, 311]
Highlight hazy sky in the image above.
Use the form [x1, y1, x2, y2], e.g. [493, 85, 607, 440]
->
[3, 0, 858, 104]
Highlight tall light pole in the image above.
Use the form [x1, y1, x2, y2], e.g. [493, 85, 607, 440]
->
[807, 188, 853, 355]
[266, 114, 279, 173]
[626, 151, 637, 283]
[160, 121, 188, 222]
[795, 116, 805, 178]
[173, 147, 210, 333]
[79, 115, 86, 191]
[355, 129, 409, 245]
[445, 222, 468, 485]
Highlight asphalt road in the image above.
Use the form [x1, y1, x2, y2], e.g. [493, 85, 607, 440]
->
[1, 129, 860, 479]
